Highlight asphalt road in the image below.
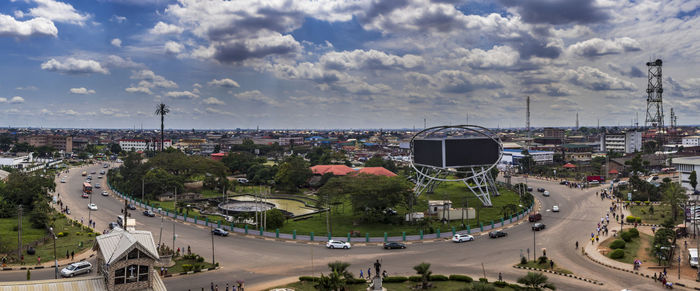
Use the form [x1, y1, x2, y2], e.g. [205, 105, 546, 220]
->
[0, 167, 665, 290]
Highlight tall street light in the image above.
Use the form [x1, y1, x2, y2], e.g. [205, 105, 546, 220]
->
[49, 227, 58, 279]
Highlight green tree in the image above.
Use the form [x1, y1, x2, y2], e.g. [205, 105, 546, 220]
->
[154, 103, 170, 152]
[661, 183, 688, 221]
[327, 261, 353, 280]
[143, 168, 183, 199]
[625, 154, 645, 176]
[110, 143, 122, 155]
[11, 142, 34, 153]
[222, 152, 259, 173]
[265, 209, 286, 229]
[246, 164, 277, 185]
[690, 171, 698, 192]
[274, 155, 312, 192]
[413, 262, 432, 290]
[517, 272, 556, 290]
[315, 271, 345, 291]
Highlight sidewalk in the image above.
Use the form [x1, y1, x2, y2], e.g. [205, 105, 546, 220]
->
[1, 246, 95, 271]
[582, 200, 700, 289]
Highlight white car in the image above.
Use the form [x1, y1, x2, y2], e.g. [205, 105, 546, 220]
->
[60, 179, 66, 183]
[60, 262, 92, 277]
[552, 205, 560, 212]
[543, 191, 550, 197]
[452, 233, 474, 243]
[101, 191, 109, 196]
[88, 203, 98, 211]
[326, 240, 351, 249]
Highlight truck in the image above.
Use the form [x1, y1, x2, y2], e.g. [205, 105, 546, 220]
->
[82, 171, 87, 176]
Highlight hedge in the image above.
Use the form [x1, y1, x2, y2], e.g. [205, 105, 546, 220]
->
[347, 278, 367, 284]
[408, 275, 422, 282]
[448, 274, 473, 282]
[626, 216, 637, 223]
[429, 274, 449, 281]
[383, 276, 408, 283]
[636, 217, 642, 223]
[620, 231, 633, 242]
[182, 264, 193, 272]
[627, 228, 639, 238]
[610, 249, 625, 259]
[479, 277, 488, 283]
[299, 276, 319, 282]
[610, 239, 626, 249]
[494, 281, 508, 287]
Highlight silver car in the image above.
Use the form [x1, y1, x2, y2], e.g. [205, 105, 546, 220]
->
[61, 261, 92, 277]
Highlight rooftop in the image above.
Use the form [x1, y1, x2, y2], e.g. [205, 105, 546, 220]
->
[672, 156, 700, 165]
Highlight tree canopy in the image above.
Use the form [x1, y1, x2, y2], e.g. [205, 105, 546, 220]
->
[318, 174, 412, 222]
[274, 155, 312, 192]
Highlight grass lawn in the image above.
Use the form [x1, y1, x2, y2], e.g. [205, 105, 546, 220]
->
[629, 205, 683, 225]
[0, 213, 97, 265]
[601, 233, 652, 264]
[276, 280, 514, 291]
[517, 260, 573, 274]
[167, 256, 215, 274]
[279, 182, 526, 237]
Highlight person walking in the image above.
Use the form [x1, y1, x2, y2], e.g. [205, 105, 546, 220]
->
[498, 272, 502, 281]
[210, 282, 214, 291]
[71, 251, 74, 260]
[359, 269, 364, 279]
[37, 256, 41, 265]
[368, 267, 371, 278]
[575, 241, 579, 249]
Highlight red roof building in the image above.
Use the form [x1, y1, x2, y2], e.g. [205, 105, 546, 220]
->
[355, 167, 397, 177]
[211, 152, 226, 161]
[310, 165, 355, 176]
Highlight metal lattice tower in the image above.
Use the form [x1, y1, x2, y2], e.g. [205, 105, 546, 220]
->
[526, 96, 530, 150]
[644, 59, 664, 133]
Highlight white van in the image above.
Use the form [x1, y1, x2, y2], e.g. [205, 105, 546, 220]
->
[689, 248, 698, 268]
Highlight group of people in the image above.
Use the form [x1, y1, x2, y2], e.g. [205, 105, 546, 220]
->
[358, 267, 388, 279]
[653, 268, 673, 288]
[199, 281, 244, 291]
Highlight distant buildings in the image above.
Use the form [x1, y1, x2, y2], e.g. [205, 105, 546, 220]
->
[501, 149, 554, 165]
[682, 136, 700, 147]
[119, 139, 172, 152]
[672, 156, 700, 193]
[18, 135, 73, 152]
[600, 131, 642, 153]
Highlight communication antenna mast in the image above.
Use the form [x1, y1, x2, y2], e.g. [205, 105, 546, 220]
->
[644, 59, 664, 140]
[526, 96, 530, 150]
[576, 112, 579, 129]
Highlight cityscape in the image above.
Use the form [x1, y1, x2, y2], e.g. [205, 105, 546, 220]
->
[1, 0, 700, 291]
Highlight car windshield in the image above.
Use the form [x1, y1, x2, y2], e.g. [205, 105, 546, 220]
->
[66, 265, 76, 270]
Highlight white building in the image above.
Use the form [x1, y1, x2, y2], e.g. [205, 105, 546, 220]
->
[600, 131, 642, 153]
[500, 149, 554, 165]
[671, 156, 700, 193]
[119, 139, 172, 152]
[682, 136, 700, 147]
[0, 153, 33, 169]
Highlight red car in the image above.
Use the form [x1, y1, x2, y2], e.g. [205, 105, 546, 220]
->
[81, 193, 89, 198]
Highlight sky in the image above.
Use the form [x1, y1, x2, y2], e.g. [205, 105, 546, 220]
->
[0, 0, 699, 130]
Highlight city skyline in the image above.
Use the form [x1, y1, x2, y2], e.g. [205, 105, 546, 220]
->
[0, 0, 699, 129]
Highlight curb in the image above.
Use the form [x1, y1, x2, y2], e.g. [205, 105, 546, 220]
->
[582, 250, 693, 289]
[0, 254, 95, 272]
[162, 266, 220, 279]
[512, 265, 603, 286]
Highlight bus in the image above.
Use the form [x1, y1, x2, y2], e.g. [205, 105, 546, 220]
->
[83, 182, 92, 194]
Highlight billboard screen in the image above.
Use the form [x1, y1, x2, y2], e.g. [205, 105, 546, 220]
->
[413, 139, 443, 167]
[444, 138, 500, 167]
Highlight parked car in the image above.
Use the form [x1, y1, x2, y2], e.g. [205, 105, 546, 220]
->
[532, 223, 546, 231]
[537, 188, 545, 192]
[543, 191, 550, 197]
[237, 178, 249, 183]
[101, 191, 109, 196]
[212, 228, 228, 236]
[94, 183, 101, 189]
[88, 203, 98, 211]
[143, 210, 156, 217]
[613, 178, 621, 183]
[559, 181, 568, 185]
[452, 234, 475, 243]
[81, 193, 89, 199]
[128, 204, 136, 210]
[552, 205, 560, 212]
[489, 230, 507, 238]
[60, 179, 66, 183]
[527, 187, 533, 192]
[383, 242, 406, 249]
[90, 171, 96, 174]
[326, 240, 351, 249]
[528, 213, 542, 222]
[109, 222, 119, 229]
[97, 175, 103, 179]
[60, 261, 92, 277]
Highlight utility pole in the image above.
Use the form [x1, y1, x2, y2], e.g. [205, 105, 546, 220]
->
[17, 205, 22, 260]
[142, 176, 145, 202]
[158, 216, 164, 247]
[49, 227, 57, 279]
[172, 223, 176, 250]
[533, 229, 537, 260]
[210, 225, 215, 265]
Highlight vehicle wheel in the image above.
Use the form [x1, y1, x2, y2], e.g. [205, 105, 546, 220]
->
[330, 246, 334, 249]
[402, 246, 406, 249]
[70, 273, 74, 277]
[384, 247, 388, 249]
[343, 246, 348, 249]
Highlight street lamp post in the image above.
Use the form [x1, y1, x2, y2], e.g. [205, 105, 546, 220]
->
[210, 225, 215, 266]
[533, 228, 537, 260]
[49, 227, 58, 279]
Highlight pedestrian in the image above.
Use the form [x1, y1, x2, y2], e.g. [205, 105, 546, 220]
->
[550, 260, 554, 269]
[359, 269, 364, 279]
[663, 267, 667, 276]
[596, 235, 599, 242]
[575, 241, 579, 249]
[66, 250, 69, 259]
[653, 226, 656, 233]
[226, 283, 229, 291]
[71, 251, 74, 260]
[37, 256, 41, 265]
[498, 272, 502, 281]
[211, 282, 214, 291]
[188, 245, 191, 255]
[215, 284, 218, 291]
[20, 255, 24, 265]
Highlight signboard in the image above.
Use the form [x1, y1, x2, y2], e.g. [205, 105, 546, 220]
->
[586, 176, 605, 182]
[413, 137, 500, 168]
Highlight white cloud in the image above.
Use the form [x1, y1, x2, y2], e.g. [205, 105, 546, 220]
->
[58, 109, 79, 116]
[164, 41, 184, 54]
[150, 21, 184, 35]
[111, 38, 122, 47]
[0, 14, 57, 37]
[26, 0, 90, 26]
[2, 96, 26, 104]
[566, 66, 636, 91]
[125, 86, 153, 95]
[165, 90, 199, 99]
[110, 15, 126, 23]
[319, 49, 423, 70]
[202, 97, 225, 105]
[233, 90, 279, 106]
[69, 87, 95, 94]
[104, 55, 143, 69]
[205, 107, 235, 116]
[208, 78, 240, 88]
[41, 57, 109, 74]
[568, 37, 641, 57]
[15, 86, 38, 91]
[99, 108, 129, 117]
[452, 46, 520, 69]
[129, 70, 177, 88]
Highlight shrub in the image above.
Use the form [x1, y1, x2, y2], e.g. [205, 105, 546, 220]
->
[347, 278, 367, 284]
[610, 239, 626, 249]
[196, 256, 204, 263]
[449, 274, 473, 282]
[494, 281, 508, 287]
[626, 216, 636, 223]
[182, 264, 193, 272]
[57, 232, 65, 237]
[479, 277, 488, 283]
[408, 275, 422, 282]
[644, 201, 651, 205]
[537, 256, 548, 265]
[76, 232, 82, 236]
[469, 282, 496, 291]
[429, 274, 448, 281]
[193, 264, 202, 271]
[520, 256, 527, 265]
[620, 232, 633, 242]
[383, 276, 408, 283]
[627, 228, 640, 238]
[610, 249, 625, 259]
[299, 276, 319, 282]
[636, 217, 642, 223]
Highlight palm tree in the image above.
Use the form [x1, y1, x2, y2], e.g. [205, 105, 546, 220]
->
[413, 262, 432, 290]
[315, 271, 344, 291]
[517, 272, 556, 290]
[662, 182, 688, 221]
[154, 103, 170, 152]
[327, 261, 353, 280]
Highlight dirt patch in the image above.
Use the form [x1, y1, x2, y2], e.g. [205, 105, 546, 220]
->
[637, 233, 654, 264]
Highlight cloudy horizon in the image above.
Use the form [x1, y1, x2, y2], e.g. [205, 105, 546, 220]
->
[0, 0, 698, 130]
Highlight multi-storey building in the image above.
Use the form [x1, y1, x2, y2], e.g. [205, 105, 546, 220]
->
[600, 131, 642, 153]
[682, 136, 700, 147]
[119, 139, 172, 152]
[18, 135, 73, 152]
[671, 156, 700, 193]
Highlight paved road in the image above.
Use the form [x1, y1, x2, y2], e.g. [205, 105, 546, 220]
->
[0, 167, 665, 290]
